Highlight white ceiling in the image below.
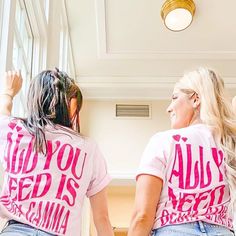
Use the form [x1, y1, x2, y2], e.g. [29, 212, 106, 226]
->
[65, 0, 236, 100]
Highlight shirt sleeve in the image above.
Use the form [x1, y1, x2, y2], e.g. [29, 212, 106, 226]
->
[0, 115, 12, 140]
[0, 115, 11, 136]
[137, 133, 167, 181]
[86, 144, 111, 197]
[0, 115, 12, 162]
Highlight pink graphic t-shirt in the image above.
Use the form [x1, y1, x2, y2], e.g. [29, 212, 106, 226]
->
[0, 115, 111, 235]
[137, 124, 233, 230]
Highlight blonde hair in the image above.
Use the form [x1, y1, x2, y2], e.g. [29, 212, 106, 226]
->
[176, 67, 236, 210]
[232, 96, 236, 114]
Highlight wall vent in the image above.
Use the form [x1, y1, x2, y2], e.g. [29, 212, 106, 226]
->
[116, 104, 150, 117]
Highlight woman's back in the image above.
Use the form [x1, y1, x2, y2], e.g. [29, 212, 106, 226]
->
[137, 124, 233, 230]
[0, 70, 114, 236]
[128, 68, 235, 236]
[0, 108, 110, 236]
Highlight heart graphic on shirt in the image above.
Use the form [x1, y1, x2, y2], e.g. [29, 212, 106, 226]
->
[8, 122, 16, 130]
[16, 126, 22, 132]
[182, 137, 188, 142]
[172, 134, 181, 142]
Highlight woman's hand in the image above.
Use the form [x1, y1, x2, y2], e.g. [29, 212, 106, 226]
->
[0, 71, 23, 116]
[0, 71, 23, 98]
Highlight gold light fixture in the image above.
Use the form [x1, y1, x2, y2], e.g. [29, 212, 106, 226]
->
[161, 0, 196, 32]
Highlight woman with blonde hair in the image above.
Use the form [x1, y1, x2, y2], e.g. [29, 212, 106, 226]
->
[128, 67, 236, 236]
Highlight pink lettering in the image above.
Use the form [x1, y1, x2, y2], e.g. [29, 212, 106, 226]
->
[212, 148, 224, 182]
[8, 174, 52, 202]
[25, 200, 70, 234]
[169, 144, 184, 188]
[43, 140, 61, 170]
[71, 150, 87, 180]
[56, 174, 67, 200]
[62, 178, 79, 206]
[31, 173, 52, 198]
[185, 144, 199, 189]
[57, 144, 74, 171]
[199, 146, 212, 188]
[59, 210, 70, 235]
[21, 137, 38, 174]
[56, 174, 80, 206]
[18, 176, 34, 201]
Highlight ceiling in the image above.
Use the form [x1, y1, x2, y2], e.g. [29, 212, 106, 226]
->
[65, 0, 236, 100]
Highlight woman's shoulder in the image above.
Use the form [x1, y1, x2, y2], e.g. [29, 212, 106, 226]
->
[150, 124, 210, 142]
[149, 129, 177, 144]
[178, 124, 211, 137]
[52, 126, 99, 147]
[0, 115, 26, 130]
[0, 114, 16, 124]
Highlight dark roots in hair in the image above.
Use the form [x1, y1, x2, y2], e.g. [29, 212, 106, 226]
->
[24, 68, 83, 154]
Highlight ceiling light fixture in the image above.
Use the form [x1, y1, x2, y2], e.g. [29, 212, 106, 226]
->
[161, 0, 196, 32]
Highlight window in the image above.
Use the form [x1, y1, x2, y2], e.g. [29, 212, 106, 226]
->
[0, 0, 3, 45]
[59, 13, 68, 71]
[59, 28, 75, 77]
[59, 1, 75, 78]
[39, 0, 49, 23]
[0, 0, 69, 116]
[67, 39, 75, 78]
[43, 0, 49, 22]
[12, 0, 34, 117]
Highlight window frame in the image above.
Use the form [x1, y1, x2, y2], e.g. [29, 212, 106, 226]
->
[11, 0, 34, 116]
[59, 0, 75, 78]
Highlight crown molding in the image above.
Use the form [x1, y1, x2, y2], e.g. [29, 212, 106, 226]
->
[95, 0, 236, 60]
[76, 76, 236, 100]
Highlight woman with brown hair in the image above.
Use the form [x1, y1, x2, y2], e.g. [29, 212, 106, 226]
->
[0, 70, 114, 236]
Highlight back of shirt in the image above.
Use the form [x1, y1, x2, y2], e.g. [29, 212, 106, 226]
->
[0, 115, 111, 235]
[137, 124, 233, 230]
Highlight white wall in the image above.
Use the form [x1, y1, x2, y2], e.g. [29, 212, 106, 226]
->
[80, 100, 170, 178]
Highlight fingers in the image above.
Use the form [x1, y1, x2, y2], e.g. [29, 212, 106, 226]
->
[16, 70, 22, 80]
[5, 70, 17, 81]
[6, 70, 23, 81]
[3, 70, 23, 97]
[6, 70, 21, 77]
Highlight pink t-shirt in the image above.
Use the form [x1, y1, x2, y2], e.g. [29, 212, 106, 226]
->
[0, 115, 111, 235]
[137, 124, 233, 230]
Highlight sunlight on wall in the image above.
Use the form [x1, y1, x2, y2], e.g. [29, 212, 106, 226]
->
[90, 186, 135, 236]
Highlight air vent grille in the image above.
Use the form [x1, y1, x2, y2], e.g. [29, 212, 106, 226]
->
[116, 104, 150, 117]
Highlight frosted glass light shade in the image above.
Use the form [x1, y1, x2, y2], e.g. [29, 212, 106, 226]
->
[161, 0, 195, 32]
